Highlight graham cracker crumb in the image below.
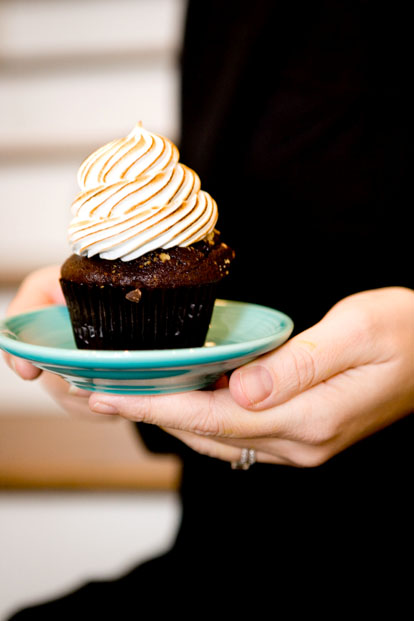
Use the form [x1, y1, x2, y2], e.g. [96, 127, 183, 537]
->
[206, 230, 216, 245]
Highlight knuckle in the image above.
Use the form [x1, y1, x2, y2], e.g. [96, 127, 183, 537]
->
[337, 301, 377, 350]
[142, 395, 154, 420]
[349, 306, 373, 340]
[189, 393, 224, 437]
[287, 341, 317, 392]
[117, 395, 155, 423]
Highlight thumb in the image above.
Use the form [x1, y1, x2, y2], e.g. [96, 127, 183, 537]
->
[5, 265, 63, 380]
[229, 302, 373, 411]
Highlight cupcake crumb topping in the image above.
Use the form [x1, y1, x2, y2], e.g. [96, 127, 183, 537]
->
[125, 288, 142, 303]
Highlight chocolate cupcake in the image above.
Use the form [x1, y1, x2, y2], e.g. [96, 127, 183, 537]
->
[60, 123, 235, 350]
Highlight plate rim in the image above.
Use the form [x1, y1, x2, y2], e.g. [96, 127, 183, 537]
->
[0, 299, 294, 369]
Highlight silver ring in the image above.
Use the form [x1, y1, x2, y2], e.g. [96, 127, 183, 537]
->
[231, 448, 256, 470]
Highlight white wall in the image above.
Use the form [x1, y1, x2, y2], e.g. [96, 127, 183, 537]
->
[0, 491, 181, 620]
[0, 0, 187, 404]
[0, 0, 186, 278]
[0, 3, 186, 617]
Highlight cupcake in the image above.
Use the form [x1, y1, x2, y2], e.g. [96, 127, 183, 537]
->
[60, 123, 235, 350]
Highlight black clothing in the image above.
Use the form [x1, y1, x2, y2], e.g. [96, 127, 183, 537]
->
[180, 0, 411, 330]
[9, 1, 412, 618]
[149, 0, 413, 585]
[145, 0, 413, 601]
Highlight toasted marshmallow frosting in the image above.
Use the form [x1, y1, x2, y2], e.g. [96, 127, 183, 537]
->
[68, 123, 218, 261]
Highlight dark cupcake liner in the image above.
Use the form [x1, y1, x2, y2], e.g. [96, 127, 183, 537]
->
[60, 279, 218, 350]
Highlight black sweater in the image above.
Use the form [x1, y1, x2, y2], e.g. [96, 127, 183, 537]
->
[138, 0, 412, 598]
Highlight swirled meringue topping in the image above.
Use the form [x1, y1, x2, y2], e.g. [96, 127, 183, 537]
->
[68, 123, 218, 261]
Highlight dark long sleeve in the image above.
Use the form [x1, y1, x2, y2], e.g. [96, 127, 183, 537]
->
[137, 0, 413, 596]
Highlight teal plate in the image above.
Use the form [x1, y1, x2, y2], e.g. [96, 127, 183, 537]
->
[0, 300, 293, 394]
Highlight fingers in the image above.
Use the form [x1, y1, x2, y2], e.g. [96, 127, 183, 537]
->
[40, 372, 90, 402]
[7, 356, 42, 380]
[7, 265, 64, 317]
[5, 265, 63, 380]
[87, 383, 318, 442]
[89, 387, 292, 438]
[163, 427, 290, 466]
[39, 373, 117, 422]
[87, 288, 414, 467]
[229, 291, 382, 411]
[89, 388, 241, 435]
[161, 359, 403, 468]
[87, 351, 403, 465]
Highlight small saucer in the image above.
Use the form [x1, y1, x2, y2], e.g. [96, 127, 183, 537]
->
[0, 300, 293, 394]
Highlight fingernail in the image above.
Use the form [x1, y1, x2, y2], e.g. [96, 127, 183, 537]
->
[239, 365, 273, 406]
[91, 401, 119, 415]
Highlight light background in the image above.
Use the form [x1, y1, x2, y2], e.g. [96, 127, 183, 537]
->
[0, 1, 187, 618]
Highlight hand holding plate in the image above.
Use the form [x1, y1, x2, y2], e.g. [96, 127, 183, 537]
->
[89, 288, 414, 467]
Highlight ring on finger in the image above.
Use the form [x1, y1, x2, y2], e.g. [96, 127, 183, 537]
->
[231, 448, 256, 470]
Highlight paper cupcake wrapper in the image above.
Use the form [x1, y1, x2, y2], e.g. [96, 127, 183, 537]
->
[60, 280, 217, 350]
